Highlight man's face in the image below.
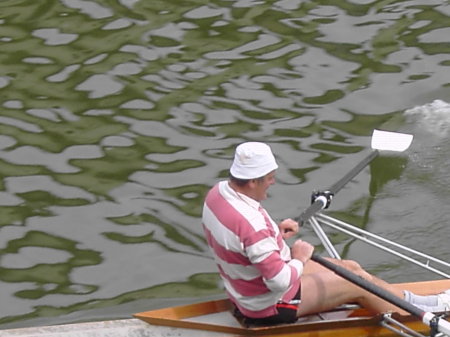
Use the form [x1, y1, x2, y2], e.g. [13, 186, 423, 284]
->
[252, 170, 276, 201]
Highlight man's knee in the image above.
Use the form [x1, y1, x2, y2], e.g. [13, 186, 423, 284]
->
[327, 258, 362, 271]
[341, 259, 374, 279]
[343, 259, 362, 270]
[321, 258, 369, 279]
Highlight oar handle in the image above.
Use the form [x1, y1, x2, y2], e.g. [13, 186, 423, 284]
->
[311, 254, 450, 336]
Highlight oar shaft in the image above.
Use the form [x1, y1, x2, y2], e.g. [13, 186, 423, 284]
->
[311, 254, 423, 317]
[298, 200, 326, 224]
[328, 150, 378, 195]
[311, 254, 450, 336]
[297, 150, 379, 223]
[297, 129, 413, 223]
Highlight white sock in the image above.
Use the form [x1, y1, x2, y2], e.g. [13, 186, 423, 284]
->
[403, 290, 445, 312]
[404, 291, 438, 306]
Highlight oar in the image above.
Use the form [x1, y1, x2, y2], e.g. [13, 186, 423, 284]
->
[297, 129, 413, 224]
[311, 254, 450, 336]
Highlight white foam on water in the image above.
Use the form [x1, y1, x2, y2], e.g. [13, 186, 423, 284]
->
[402, 100, 450, 199]
[404, 99, 450, 138]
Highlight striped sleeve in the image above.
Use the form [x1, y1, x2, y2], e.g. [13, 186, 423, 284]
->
[246, 236, 303, 293]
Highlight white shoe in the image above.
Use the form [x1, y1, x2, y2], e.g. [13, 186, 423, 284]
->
[436, 290, 450, 312]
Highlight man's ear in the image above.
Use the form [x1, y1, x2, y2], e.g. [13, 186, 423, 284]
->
[248, 179, 257, 188]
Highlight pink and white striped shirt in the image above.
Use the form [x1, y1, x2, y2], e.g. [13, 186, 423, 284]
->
[202, 181, 303, 318]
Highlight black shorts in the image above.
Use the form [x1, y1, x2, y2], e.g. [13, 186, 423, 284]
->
[233, 286, 301, 327]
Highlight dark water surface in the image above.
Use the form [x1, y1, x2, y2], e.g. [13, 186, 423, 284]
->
[0, 0, 449, 329]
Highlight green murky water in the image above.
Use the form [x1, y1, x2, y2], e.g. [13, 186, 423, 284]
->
[0, 0, 449, 329]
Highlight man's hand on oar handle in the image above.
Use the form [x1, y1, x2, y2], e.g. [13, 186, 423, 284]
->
[291, 239, 314, 265]
[279, 218, 300, 240]
[278, 219, 314, 264]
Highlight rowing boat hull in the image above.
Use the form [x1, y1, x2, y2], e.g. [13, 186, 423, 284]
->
[2, 280, 449, 337]
[134, 279, 450, 337]
[0, 316, 437, 337]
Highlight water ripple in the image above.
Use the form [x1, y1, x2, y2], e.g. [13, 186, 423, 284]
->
[0, 0, 449, 329]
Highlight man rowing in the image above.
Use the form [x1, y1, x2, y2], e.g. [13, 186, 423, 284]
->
[201, 141, 450, 326]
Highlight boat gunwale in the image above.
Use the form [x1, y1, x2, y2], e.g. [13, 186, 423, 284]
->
[133, 279, 450, 336]
[133, 298, 408, 336]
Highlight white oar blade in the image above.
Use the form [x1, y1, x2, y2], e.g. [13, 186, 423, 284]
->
[371, 129, 413, 152]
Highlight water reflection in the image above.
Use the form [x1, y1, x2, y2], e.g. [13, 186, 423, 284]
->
[0, 0, 449, 329]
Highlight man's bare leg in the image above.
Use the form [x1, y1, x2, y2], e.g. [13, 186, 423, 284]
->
[297, 258, 406, 316]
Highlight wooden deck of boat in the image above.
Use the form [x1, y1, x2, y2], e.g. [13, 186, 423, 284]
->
[0, 317, 435, 337]
[132, 298, 419, 337]
[2, 280, 449, 337]
[132, 280, 450, 336]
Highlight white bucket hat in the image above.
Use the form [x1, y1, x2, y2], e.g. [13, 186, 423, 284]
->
[230, 142, 278, 179]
